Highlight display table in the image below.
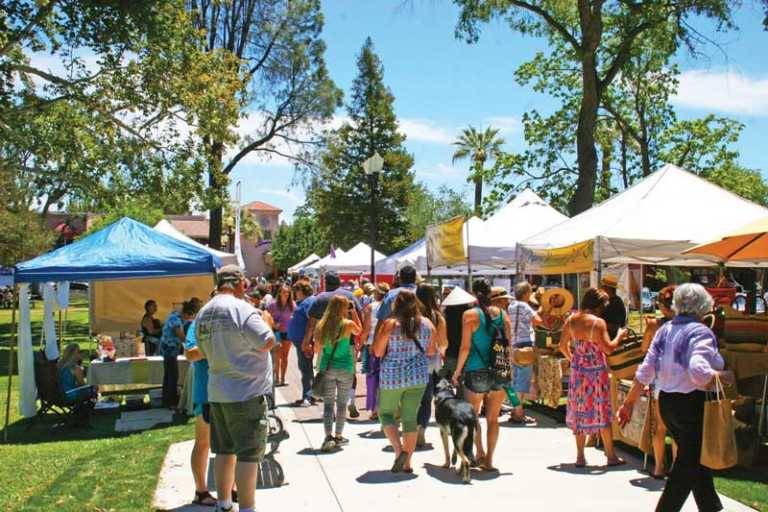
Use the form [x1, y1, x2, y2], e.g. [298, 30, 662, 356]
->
[722, 350, 768, 436]
[89, 356, 189, 391]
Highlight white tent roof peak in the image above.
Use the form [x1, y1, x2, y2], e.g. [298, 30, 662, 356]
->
[307, 248, 346, 270]
[322, 242, 387, 272]
[288, 253, 321, 273]
[522, 163, 768, 264]
[154, 219, 238, 266]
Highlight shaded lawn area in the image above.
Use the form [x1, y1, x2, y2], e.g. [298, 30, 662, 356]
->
[0, 376, 194, 511]
[1, 298, 194, 511]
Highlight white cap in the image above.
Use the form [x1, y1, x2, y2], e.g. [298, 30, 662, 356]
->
[442, 286, 477, 307]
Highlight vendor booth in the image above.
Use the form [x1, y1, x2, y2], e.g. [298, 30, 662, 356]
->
[10, 217, 221, 418]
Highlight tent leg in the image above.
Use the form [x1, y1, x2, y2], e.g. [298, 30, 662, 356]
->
[4, 292, 17, 443]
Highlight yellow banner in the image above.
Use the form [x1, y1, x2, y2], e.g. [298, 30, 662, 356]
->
[426, 216, 466, 267]
[521, 240, 594, 275]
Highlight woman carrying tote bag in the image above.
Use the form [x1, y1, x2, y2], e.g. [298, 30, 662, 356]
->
[618, 284, 735, 512]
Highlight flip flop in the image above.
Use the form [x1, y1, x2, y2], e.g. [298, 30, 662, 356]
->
[607, 458, 626, 467]
[575, 459, 586, 468]
[650, 473, 666, 480]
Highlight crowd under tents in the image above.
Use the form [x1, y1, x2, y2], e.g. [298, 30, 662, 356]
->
[154, 219, 239, 267]
[520, 164, 768, 273]
[11, 217, 222, 418]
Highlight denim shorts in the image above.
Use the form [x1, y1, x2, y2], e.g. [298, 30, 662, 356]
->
[512, 364, 533, 394]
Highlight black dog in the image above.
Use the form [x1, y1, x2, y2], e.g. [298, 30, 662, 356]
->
[434, 376, 477, 483]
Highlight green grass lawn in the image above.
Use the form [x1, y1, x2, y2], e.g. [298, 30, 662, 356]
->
[0, 298, 194, 511]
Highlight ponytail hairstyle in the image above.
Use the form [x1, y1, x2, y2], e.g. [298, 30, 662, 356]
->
[392, 290, 421, 341]
[316, 295, 347, 347]
[472, 278, 493, 334]
[416, 283, 443, 329]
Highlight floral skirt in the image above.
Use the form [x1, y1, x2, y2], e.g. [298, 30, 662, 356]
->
[565, 350, 611, 435]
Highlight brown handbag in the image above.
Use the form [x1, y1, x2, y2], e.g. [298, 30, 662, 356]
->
[700, 374, 738, 470]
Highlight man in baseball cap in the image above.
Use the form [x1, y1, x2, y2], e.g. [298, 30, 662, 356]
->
[193, 264, 275, 512]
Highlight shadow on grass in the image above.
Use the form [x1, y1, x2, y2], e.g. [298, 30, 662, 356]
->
[1, 407, 191, 446]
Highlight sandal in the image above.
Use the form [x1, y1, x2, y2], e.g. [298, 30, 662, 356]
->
[575, 458, 586, 468]
[391, 451, 408, 473]
[192, 491, 216, 507]
[607, 457, 626, 467]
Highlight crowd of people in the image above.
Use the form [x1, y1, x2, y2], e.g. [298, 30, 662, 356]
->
[124, 262, 732, 512]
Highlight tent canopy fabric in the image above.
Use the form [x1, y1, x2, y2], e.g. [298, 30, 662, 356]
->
[376, 239, 426, 274]
[288, 253, 321, 273]
[521, 164, 768, 267]
[321, 242, 387, 273]
[307, 248, 346, 270]
[15, 217, 221, 283]
[154, 219, 238, 266]
[468, 189, 568, 266]
[683, 216, 768, 263]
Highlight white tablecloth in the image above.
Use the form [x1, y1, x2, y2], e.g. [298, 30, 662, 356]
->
[88, 356, 189, 388]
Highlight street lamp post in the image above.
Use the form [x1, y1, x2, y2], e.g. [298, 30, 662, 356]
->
[363, 152, 384, 283]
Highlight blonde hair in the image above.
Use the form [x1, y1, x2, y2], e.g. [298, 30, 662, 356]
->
[316, 295, 348, 347]
[58, 343, 81, 370]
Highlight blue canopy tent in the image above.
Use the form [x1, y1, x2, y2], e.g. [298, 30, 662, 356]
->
[10, 217, 222, 419]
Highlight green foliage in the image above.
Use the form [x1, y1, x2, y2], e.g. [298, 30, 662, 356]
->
[271, 206, 329, 272]
[406, 183, 472, 242]
[190, 0, 342, 247]
[453, 0, 737, 215]
[451, 126, 505, 216]
[222, 204, 262, 248]
[0, 167, 53, 266]
[1, 1, 243, 215]
[701, 164, 768, 206]
[85, 197, 164, 234]
[309, 38, 415, 255]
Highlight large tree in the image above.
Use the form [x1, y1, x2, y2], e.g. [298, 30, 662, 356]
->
[406, 183, 471, 242]
[451, 126, 505, 217]
[454, 0, 736, 215]
[1, 1, 241, 214]
[309, 38, 415, 254]
[187, 0, 342, 248]
[271, 205, 328, 271]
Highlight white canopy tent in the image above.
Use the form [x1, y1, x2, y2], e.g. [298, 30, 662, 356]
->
[307, 248, 346, 270]
[288, 253, 321, 273]
[321, 242, 387, 273]
[521, 164, 768, 269]
[468, 189, 568, 267]
[376, 239, 427, 274]
[154, 219, 239, 267]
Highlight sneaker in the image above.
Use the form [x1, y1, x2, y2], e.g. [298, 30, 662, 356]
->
[334, 435, 349, 446]
[293, 399, 311, 407]
[309, 397, 319, 405]
[348, 403, 360, 419]
[320, 435, 336, 452]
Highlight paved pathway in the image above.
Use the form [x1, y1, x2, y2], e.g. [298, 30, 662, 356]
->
[153, 348, 754, 512]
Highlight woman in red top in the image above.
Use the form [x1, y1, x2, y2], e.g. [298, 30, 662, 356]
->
[269, 284, 296, 386]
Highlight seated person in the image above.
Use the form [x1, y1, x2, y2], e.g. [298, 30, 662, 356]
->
[141, 299, 163, 356]
[57, 343, 97, 404]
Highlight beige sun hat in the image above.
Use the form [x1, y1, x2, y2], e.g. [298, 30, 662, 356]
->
[442, 286, 477, 307]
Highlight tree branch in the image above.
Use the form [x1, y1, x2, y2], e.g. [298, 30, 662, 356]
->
[509, 0, 582, 53]
[0, 0, 59, 57]
[598, 20, 655, 93]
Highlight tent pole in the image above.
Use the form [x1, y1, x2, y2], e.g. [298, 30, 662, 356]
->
[465, 216, 472, 289]
[57, 309, 63, 352]
[4, 287, 18, 443]
[639, 264, 645, 335]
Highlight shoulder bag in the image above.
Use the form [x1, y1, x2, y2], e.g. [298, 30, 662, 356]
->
[311, 325, 343, 397]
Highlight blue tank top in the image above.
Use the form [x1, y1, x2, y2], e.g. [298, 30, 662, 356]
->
[465, 307, 505, 372]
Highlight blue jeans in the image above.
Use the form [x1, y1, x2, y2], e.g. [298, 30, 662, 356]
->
[293, 342, 314, 401]
[417, 371, 437, 430]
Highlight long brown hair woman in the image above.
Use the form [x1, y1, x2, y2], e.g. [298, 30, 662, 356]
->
[374, 290, 436, 473]
[269, 284, 296, 386]
[314, 295, 362, 452]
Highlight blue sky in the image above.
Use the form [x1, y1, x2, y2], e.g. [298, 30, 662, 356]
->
[232, 1, 768, 221]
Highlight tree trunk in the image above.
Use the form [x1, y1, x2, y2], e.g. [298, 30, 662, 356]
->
[208, 141, 225, 250]
[620, 130, 629, 188]
[569, 1, 602, 216]
[473, 175, 483, 217]
[600, 137, 612, 197]
[638, 111, 651, 177]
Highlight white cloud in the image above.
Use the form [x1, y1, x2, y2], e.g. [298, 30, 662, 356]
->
[673, 69, 768, 115]
[254, 188, 303, 205]
[416, 162, 464, 179]
[399, 118, 455, 144]
[483, 116, 520, 135]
